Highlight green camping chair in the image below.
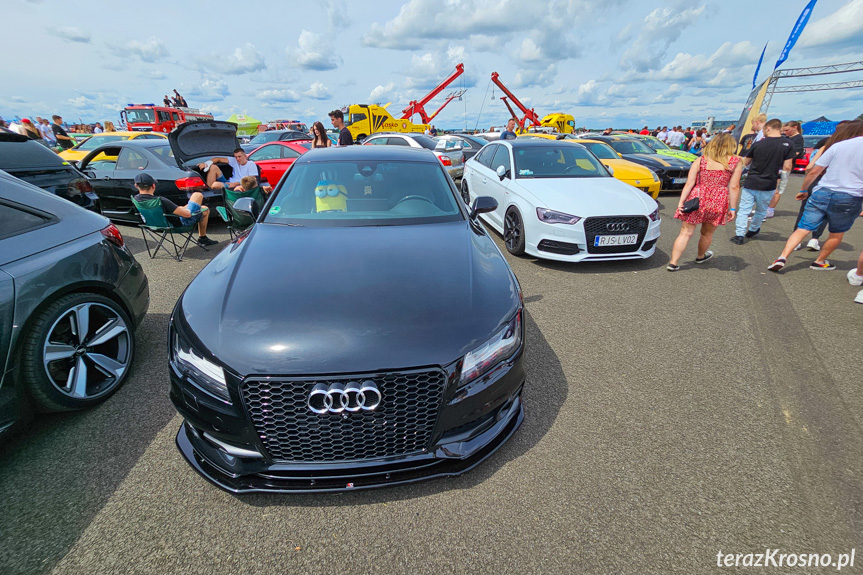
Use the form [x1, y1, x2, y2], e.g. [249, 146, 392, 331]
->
[131, 196, 207, 262]
[216, 187, 265, 239]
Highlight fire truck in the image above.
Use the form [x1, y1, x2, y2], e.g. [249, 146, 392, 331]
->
[120, 104, 214, 133]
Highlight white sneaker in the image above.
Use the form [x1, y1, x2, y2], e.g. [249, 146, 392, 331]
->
[793, 243, 803, 251]
[855, 289, 863, 304]
[806, 238, 821, 251]
[848, 268, 863, 286]
[765, 207, 775, 218]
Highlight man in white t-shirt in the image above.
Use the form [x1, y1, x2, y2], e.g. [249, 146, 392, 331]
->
[666, 127, 686, 149]
[657, 126, 668, 142]
[198, 148, 266, 192]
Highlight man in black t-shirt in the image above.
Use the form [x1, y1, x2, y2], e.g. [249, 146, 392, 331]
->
[731, 118, 795, 244]
[767, 121, 806, 217]
[132, 173, 218, 246]
[329, 109, 353, 146]
[51, 115, 75, 150]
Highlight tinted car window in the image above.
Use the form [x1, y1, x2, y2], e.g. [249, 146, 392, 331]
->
[116, 148, 149, 170]
[491, 145, 511, 174]
[77, 135, 127, 151]
[149, 145, 175, 161]
[514, 146, 608, 179]
[0, 201, 52, 239]
[0, 140, 68, 168]
[610, 140, 654, 155]
[282, 147, 301, 158]
[580, 141, 619, 160]
[473, 144, 494, 167]
[264, 160, 463, 226]
[249, 132, 281, 146]
[386, 137, 411, 146]
[249, 146, 281, 161]
[411, 135, 438, 150]
[364, 137, 386, 145]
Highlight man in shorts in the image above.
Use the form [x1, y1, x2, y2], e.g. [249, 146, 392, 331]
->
[768, 130, 863, 272]
[132, 173, 218, 246]
[197, 148, 262, 192]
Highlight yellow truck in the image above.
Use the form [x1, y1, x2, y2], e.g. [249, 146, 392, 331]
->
[345, 104, 429, 142]
[540, 113, 576, 134]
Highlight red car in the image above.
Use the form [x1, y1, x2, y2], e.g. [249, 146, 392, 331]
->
[247, 140, 311, 186]
[793, 135, 828, 174]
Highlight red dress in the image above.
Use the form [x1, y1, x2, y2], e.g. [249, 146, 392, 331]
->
[675, 156, 740, 226]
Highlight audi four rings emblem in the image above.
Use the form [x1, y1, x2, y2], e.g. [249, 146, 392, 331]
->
[606, 222, 630, 232]
[308, 381, 382, 414]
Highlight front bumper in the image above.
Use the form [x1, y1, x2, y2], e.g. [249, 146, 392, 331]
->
[525, 216, 661, 262]
[171, 350, 525, 493]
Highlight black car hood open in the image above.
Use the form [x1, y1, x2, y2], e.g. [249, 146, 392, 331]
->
[178, 221, 520, 376]
[168, 120, 239, 165]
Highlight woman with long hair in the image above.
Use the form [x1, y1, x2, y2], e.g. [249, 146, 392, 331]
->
[311, 121, 330, 148]
[667, 133, 743, 271]
[104, 121, 116, 132]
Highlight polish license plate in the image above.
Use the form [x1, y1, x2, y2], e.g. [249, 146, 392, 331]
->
[594, 234, 638, 247]
[672, 177, 687, 184]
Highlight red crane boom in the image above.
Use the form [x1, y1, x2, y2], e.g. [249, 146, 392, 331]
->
[427, 89, 467, 122]
[490, 72, 541, 130]
[401, 63, 465, 124]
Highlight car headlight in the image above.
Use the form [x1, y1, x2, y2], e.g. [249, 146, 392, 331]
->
[648, 208, 660, 221]
[172, 330, 230, 403]
[652, 167, 665, 175]
[536, 208, 582, 225]
[650, 170, 659, 182]
[459, 310, 522, 386]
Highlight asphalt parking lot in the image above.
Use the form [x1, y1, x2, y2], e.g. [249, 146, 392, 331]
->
[2, 175, 862, 574]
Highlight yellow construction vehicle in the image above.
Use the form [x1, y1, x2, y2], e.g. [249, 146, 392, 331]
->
[540, 113, 576, 134]
[344, 103, 428, 142]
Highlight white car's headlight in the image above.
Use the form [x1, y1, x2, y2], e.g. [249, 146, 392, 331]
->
[649, 208, 660, 221]
[536, 208, 582, 225]
[460, 310, 522, 386]
[172, 330, 230, 402]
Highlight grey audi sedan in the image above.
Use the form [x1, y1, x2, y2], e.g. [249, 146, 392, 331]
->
[0, 170, 149, 435]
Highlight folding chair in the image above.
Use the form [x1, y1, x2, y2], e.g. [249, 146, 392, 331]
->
[215, 187, 265, 240]
[131, 196, 206, 262]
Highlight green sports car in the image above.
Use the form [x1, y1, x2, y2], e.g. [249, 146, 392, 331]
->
[633, 135, 698, 162]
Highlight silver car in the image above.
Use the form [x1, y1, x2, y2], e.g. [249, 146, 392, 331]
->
[362, 133, 464, 181]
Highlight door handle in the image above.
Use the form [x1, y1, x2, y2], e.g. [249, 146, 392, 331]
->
[482, 178, 487, 183]
[102, 176, 111, 180]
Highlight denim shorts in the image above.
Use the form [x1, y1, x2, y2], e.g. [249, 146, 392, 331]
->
[798, 188, 863, 234]
[180, 201, 203, 226]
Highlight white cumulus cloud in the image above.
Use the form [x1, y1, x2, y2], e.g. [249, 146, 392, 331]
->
[223, 44, 266, 74]
[287, 31, 342, 70]
[304, 82, 331, 100]
[126, 37, 169, 63]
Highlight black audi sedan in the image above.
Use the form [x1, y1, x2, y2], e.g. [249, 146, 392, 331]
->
[0, 170, 149, 435]
[169, 145, 525, 492]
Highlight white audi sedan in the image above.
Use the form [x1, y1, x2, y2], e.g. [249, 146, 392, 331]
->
[461, 139, 661, 262]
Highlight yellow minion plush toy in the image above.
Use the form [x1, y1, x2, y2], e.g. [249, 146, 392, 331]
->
[315, 179, 347, 212]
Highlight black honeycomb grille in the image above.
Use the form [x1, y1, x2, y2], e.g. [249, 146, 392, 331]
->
[242, 369, 446, 462]
[584, 216, 649, 254]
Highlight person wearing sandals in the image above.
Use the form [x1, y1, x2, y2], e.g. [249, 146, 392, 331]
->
[311, 121, 330, 148]
[667, 133, 743, 271]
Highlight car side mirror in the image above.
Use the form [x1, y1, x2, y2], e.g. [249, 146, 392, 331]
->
[470, 196, 497, 218]
[496, 165, 508, 180]
[606, 165, 614, 176]
[233, 196, 260, 220]
[618, 153, 623, 158]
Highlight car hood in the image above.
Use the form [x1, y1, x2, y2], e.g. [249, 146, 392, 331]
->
[600, 159, 655, 181]
[513, 177, 657, 216]
[622, 153, 690, 169]
[657, 149, 698, 162]
[178, 221, 520, 376]
[168, 120, 238, 165]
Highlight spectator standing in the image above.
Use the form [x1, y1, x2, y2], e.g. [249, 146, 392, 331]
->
[311, 121, 330, 148]
[329, 109, 353, 146]
[667, 133, 742, 271]
[38, 118, 56, 145]
[639, 126, 650, 135]
[667, 127, 686, 150]
[163, 95, 172, 107]
[104, 121, 116, 132]
[657, 126, 668, 142]
[687, 129, 705, 154]
[93, 122, 104, 134]
[173, 90, 188, 107]
[499, 119, 518, 140]
[730, 119, 795, 244]
[20, 119, 42, 141]
[133, 173, 217, 246]
[51, 115, 74, 150]
[768, 121, 863, 272]
[766, 120, 804, 218]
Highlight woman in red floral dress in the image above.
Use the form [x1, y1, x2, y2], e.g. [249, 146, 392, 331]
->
[667, 133, 743, 271]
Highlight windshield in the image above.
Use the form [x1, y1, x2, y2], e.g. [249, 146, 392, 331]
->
[513, 146, 609, 178]
[263, 160, 463, 227]
[642, 137, 669, 150]
[249, 132, 281, 145]
[579, 141, 618, 160]
[610, 139, 654, 155]
[803, 135, 823, 148]
[125, 109, 155, 123]
[77, 135, 128, 151]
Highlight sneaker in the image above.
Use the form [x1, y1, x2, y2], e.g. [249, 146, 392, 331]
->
[767, 258, 786, 272]
[848, 268, 863, 286]
[694, 250, 714, 264]
[810, 260, 835, 270]
[855, 289, 863, 304]
[793, 243, 803, 251]
[730, 235, 745, 245]
[806, 238, 821, 251]
[666, 264, 680, 272]
[198, 236, 219, 246]
[744, 228, 760, 238]
[765, 207, 775, 218]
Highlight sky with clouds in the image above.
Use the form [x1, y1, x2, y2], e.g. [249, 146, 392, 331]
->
[3, 0, 863, 129]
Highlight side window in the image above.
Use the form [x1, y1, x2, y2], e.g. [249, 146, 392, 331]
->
[386, 137, 410, 146]
[281, 147, 301, 159]
[249, 146, 282, 161]
[473, 144, 494, 168]
[0, 201, 52, 239]
[172, 113, 180, 122]
[115, 148, 149, 171]
[491, 146, 511, 175]
[157, 111, 170, 122]
[364, 137, 386, 145]
[136, 134, 162, 140]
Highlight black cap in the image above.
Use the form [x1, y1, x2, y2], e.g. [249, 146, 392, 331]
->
[134, 173, 156, 187]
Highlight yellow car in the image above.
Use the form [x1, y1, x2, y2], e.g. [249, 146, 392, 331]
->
[58, 131, 167, 163]
[521, 134, 661, 198]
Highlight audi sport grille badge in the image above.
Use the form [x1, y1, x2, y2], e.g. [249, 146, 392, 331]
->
[308, 380, 382, 414]
[605, 222, 631, 232]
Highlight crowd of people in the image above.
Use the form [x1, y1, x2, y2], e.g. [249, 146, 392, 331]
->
[668, 117, 863, 305]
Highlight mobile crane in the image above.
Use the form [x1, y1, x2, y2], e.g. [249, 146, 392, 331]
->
[490, 72, 575, 134]
[401, 63, 465, 124]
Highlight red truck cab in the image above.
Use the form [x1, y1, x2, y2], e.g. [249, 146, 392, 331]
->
[121, 104, 214, 133]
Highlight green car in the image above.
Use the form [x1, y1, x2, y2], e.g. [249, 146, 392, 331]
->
[634, 135, 698, 162]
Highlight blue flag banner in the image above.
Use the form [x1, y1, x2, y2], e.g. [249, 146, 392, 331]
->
[753, 43, 768, 89]
[775, 0, 818, 70]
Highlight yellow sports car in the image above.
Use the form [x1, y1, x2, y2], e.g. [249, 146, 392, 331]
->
[58, 131, 167, 162]
[522, 134, 661, 198]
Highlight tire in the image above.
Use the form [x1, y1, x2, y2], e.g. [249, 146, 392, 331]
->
[503, 207, 526, 256]
[19, 293, 135, 412]
[460, 179, 471, 206]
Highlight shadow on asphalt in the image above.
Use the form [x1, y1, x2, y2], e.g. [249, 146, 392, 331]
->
[528, 248, 670, 274]
[0, 313, 176, 575]
[240, 309, 567, 508]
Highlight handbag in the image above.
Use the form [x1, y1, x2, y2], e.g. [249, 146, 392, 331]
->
[680, 196, 700, 213]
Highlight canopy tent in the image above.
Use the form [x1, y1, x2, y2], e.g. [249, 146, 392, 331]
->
[226, 114, 262, 136]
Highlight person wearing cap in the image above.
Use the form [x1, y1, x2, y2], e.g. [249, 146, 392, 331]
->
[133, 173, 218, 246]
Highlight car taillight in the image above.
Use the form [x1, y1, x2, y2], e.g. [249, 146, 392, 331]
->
[71, 178, 93, 193]
[100, 224, 124, 247]
[175, 176, 207, 191]
[438, 154, 452, 166]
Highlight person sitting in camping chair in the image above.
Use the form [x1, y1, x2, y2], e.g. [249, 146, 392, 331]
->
[132, 173, 218, 246]
[216, 176, 267, 239]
